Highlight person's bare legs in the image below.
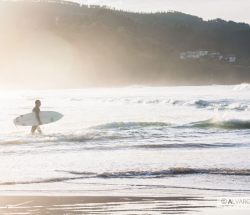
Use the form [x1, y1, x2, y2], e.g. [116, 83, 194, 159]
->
[37, 126, 42, 134]
[31, 126, 37, 134]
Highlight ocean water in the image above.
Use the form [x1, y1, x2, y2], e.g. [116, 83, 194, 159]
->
[0, 84, 250, 197]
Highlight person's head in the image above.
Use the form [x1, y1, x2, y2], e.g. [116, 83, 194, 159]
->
[35, 100, 41, 107]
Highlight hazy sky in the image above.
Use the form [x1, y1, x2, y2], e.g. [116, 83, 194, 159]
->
[74, 0, 250, 24]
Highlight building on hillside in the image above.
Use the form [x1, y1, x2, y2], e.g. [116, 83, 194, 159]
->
[180, 50, 222, 60]
[180, 50, 236, 63]
[180, 50, 209, 60]
[224, 54, 237, 63]
[207, 51, 223, 60]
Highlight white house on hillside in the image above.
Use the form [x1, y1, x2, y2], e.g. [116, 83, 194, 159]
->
[180, 50, 209, 59]
[224, 54, 236, 63]
[180, 50, 236, 63]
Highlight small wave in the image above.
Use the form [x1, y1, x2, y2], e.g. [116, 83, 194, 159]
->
[54, 133, 126, 143]
[234, 83, 250, 91]
[0, 176, 83, 186]
[1, 168, 250, 186]
[228, 103, 248, 111]
[63, 168, 250, 179]
[27, 132, 128, 144]
[185, 99, 249, 111]
[193, 100, 211, 108]
[92, 122, 170, 130]
[132, 143, 239, 149]
[70, 95, 249, 111]
[191, 119, 250, 130]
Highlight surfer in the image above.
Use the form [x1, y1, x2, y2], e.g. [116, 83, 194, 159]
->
[31, 100, 42, 134]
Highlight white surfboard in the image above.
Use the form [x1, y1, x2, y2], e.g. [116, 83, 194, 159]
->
[14, 111, 63, 126]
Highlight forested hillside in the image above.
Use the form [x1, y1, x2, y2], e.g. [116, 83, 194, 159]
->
[1, 0, 250, 87]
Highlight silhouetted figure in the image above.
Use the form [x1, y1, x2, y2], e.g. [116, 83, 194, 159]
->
[31, 100, 42, 134]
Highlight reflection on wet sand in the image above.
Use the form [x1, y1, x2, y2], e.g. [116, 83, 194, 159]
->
[0, 196, 214, 214]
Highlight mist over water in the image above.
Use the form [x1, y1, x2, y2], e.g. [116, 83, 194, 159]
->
[1, 1, 250, 89]
[0, 84, 250, 196]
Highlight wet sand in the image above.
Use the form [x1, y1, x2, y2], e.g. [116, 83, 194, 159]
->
[0, 196, 249, 214]
[0, 195, 215, 214]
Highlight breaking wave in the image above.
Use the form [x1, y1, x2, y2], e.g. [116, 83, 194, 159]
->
[191, 119, 250, 130]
